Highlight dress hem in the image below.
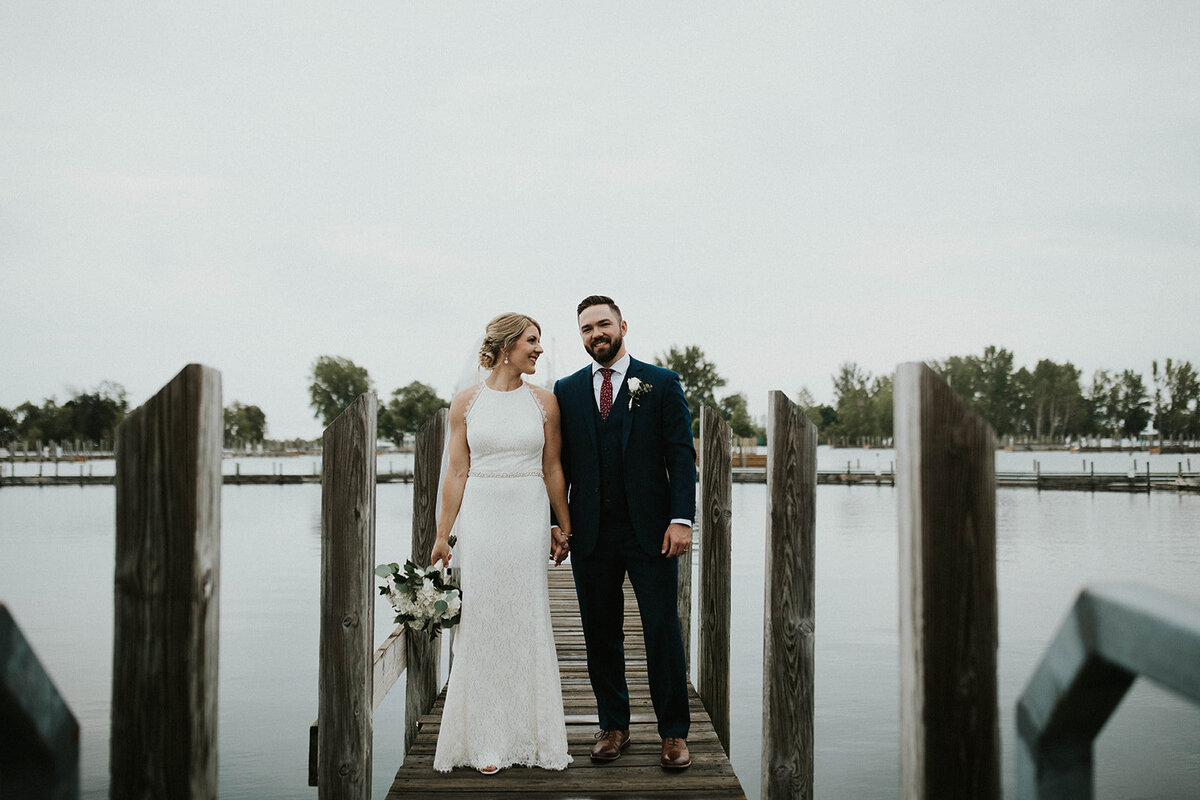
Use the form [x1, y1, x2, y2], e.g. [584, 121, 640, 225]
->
[433, 754, 573, 773]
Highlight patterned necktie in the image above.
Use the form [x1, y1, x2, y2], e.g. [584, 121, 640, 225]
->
[599, 368, 614, 420]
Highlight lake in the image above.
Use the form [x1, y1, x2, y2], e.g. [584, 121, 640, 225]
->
[1, 447, 1198, 798]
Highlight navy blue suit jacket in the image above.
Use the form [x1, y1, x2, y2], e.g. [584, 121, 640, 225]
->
[553, 358, 696, 558]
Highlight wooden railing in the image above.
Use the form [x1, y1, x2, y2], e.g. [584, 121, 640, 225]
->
[1016, 584, 1200, 799]
[0, 605, 80, 799]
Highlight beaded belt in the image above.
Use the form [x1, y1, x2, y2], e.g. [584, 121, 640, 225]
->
[468, 469, 543, 479]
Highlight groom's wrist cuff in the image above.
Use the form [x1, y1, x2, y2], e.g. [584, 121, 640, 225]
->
[670, 518, 692, 528]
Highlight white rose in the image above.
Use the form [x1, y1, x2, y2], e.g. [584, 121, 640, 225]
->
[628, 377, 642, 391]
[396, 594, 418, 617]
[417, 581, 439, 607]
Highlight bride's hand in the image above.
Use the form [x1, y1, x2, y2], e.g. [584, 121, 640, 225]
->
[550, 527, 570, 566]
[430, 539, 452, 569]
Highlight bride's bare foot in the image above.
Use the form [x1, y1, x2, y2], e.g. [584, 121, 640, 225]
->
[479, 765, 500, 775]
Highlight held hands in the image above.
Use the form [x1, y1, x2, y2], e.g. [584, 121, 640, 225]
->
[549, 525, 570, 566]
[661, 522, 692, 558]
[430, 538, 452, 569]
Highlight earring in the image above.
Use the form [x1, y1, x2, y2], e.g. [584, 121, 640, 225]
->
[504, 357, 509, 364]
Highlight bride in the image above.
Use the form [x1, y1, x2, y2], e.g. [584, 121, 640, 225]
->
[429, 312, 573, 775]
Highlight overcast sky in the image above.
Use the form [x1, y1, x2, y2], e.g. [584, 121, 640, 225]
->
[3, 3, 1198, 439]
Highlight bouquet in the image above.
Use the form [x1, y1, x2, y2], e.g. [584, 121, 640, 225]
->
[375, 540, 462, 640]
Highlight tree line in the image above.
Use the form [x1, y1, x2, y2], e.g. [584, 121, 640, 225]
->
[0, 382, 130, 447]
[1, 382, 269, 450]
[10, 347, 1192, 453]
[800, 347, 1200, 446]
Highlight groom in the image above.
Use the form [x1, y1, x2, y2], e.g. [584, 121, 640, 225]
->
[552, 295, 695, 770]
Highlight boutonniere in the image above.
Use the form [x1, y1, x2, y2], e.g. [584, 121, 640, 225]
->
[627, 377, 653, 410]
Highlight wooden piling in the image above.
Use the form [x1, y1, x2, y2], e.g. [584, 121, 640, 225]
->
[895, 362, 1000, 800]
[318, 393, 377, 800]
[761, 390, 817, 800]
[111, 364, 222, 799]
[698, 406, 733, 754]
[405, 408, 447, 754]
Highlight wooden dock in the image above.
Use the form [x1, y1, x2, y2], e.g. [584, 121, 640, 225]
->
[385, 568, 746, 799]
[0, 470, 416, 487]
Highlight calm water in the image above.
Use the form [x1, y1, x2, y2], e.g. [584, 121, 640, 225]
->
[2, 450, 1199, 798]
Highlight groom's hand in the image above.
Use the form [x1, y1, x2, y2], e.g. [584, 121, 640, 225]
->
[661, 522, 692, 558]
[550, 525, 569, 566]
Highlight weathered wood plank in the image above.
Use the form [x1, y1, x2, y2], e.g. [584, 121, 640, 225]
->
[761, 391, 816, 800]
[405, 408, 447, 754]
[373, 625, 407, 710]
[111, 363, 221, 799]
[318, 392, 378, 800]
[698, 406, 732, 755]
[895, 362, 1000, 800]
[0, 604, 80, 800]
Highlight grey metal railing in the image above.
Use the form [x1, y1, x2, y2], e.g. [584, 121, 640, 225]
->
[0, 604, 80, 800]
[1016, 583, 1200, 799]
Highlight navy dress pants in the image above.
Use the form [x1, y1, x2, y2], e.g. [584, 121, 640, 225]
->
[570, 521, 690, 739]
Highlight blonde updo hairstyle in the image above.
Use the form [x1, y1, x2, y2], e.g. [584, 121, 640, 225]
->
[478, 312, 541, 370]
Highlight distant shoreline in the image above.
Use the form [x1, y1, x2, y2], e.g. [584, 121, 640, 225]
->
[4, 443, 1200, 463]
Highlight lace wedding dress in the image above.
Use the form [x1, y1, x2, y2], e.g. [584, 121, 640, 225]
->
[433, 381, 572, 772]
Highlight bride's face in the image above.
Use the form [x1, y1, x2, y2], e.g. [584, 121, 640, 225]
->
[505, 324, 543, 375]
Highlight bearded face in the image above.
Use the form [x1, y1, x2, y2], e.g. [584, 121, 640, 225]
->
[578, 304, 626, 367]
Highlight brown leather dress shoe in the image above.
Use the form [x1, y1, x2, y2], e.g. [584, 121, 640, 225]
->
[590, 729, 631, 761]
[660, 737, 691, 769]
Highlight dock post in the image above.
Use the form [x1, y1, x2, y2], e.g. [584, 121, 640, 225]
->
[405, 408, 447, 754]
[317, 392, 377, 799]
[698, 406, 732, 754]
[111, 364, 222, 799]
[895, 362, 1000, 799]
[762, 391, 817, 800]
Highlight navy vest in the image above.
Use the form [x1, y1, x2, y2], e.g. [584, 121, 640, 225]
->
[595, 383, 630, 526]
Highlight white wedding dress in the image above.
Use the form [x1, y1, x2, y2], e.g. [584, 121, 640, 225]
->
[433, 381, 572, 772]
